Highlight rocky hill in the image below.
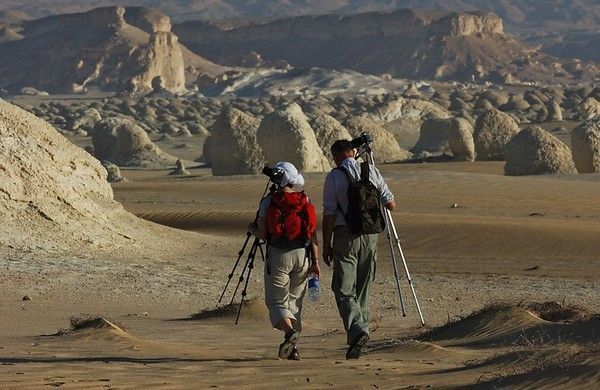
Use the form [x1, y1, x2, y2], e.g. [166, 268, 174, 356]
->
[0, 6, 226, 95]
[174, 9, 596, 83]
[1, 1, 598, 29]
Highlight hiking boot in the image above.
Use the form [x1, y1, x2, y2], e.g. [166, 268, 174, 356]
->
[287, 348, 300, 361]
[278, 330, 300, 360]
[346, 332, 370, 359]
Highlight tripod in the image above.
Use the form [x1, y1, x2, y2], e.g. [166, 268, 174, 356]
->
[218, 180, 271, 324]
[359, 145, 426, 326]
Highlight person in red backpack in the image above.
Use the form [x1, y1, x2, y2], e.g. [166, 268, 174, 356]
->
[250, 162, 320, 360]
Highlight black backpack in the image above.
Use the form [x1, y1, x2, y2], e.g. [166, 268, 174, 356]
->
[337, 161, 386, 235]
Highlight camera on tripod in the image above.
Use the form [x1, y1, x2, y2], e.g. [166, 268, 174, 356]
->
[350, 132, 373, 149]
[262, 166, 285, 184]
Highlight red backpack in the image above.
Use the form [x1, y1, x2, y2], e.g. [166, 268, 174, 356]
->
[266, 191, 317, 249]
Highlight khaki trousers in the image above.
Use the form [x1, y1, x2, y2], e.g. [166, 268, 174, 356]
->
[332, 225, 378, 345]
[264, 246, 309, 331]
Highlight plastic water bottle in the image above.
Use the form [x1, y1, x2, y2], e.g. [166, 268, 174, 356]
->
[308, 274, 320, 302]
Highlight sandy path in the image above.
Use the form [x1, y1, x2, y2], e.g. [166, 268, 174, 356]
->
[1, 162, 599, 388]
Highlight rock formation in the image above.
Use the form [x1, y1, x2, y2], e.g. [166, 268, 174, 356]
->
[571, 118, 600, 173]
[174, 9, 594, 83]
[447, 118, 476, 161]
[344, 116, 412, 163]
[205, 107, 265, 176]
[547, 100, 563, 121]
[581, 97, 600, 120]
[0, 98, 186, 252]
[366, 96, 449, 150]
[101, 161, 126, 182]
[70, 108, 102, 132]
[504, 126, 576, 176]
[169, 159, 190, 175]
[257, 103, 331, 172]
[0, 6, 226, 94]
[366, 96, 449, 123]
[412, 118, 452, 154]
[311, 114, 353, 164]
[92, 117, 179, 168]
[473, 109, 520, 160]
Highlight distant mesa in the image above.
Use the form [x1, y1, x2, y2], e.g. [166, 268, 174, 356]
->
[174, 9, 598, 83]
[0, 6, 226, 95]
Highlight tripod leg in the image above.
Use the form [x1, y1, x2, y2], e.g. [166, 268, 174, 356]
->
[386, 209, 426, 326]
[236, 242, 258, 325]
[385, 211, 407, 317]
[230, 239, 259, 306]
[219, 232, 252, 303]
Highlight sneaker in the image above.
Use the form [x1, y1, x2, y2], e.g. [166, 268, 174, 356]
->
[287, 348, 300, 361]
[278, 330, 300, 360]
[346, 332, 370, 360]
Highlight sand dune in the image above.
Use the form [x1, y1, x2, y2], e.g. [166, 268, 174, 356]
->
[55, 318, 137, 343]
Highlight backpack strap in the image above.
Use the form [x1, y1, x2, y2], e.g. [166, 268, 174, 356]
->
[360, 161, 370, 184]
[334, 167, 355, 220]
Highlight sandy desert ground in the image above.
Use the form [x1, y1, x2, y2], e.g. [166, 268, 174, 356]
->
[1, 162, 599, 388]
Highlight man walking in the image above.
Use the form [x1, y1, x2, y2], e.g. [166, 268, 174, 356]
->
[322, 140, 396, 359]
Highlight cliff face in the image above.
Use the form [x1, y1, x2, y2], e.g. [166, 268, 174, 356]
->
[174, 9, 591, 82]
[0, 6, 222, 94]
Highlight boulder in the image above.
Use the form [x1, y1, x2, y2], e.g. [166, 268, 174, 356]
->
[451, 90, 474, 102]
[571, 118, 600, 173]
[546, 100, 563, 121]
[500, 94, 530, 111]
[412, 118, 452, 154]
[311, 114, 353, 163]
[257, 103, 330, 172]
[366, 97, 449, 123]
[450, 97, 470, 111]
[169, 159, 190, 175]
[504, 126, 576, 176]
[91, 117, 178, 168]
[72, 108, 102, 131]
[20, 86, 49, 96]
[582, 97, 600, 119]
[344, 116, 412, 163]
[101, 160, 126, 182]
[479, 90, 509, 107]
[473, 109, 520, 160]
[447, 118, 475, 161]
[474, 98, 494, 110]
[205, 107, 264, 176]
[535, 106, 548, 123]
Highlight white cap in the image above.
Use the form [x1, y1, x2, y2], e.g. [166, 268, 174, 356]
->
[274, 161, 305, 189]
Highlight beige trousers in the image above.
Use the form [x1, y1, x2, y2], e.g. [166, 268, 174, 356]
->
[264, 245, 309, 331]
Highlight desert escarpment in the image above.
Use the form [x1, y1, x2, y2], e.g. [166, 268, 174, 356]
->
[174, 9, 591, 82]
[0, 6, 225, 95]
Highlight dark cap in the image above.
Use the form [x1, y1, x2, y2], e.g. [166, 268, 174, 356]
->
[330, 139, 353, 155]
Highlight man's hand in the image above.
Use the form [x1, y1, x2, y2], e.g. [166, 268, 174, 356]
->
[385, 200, 397, 211]
[309, 260, 321, 279]
[323, 245, 333, 267]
